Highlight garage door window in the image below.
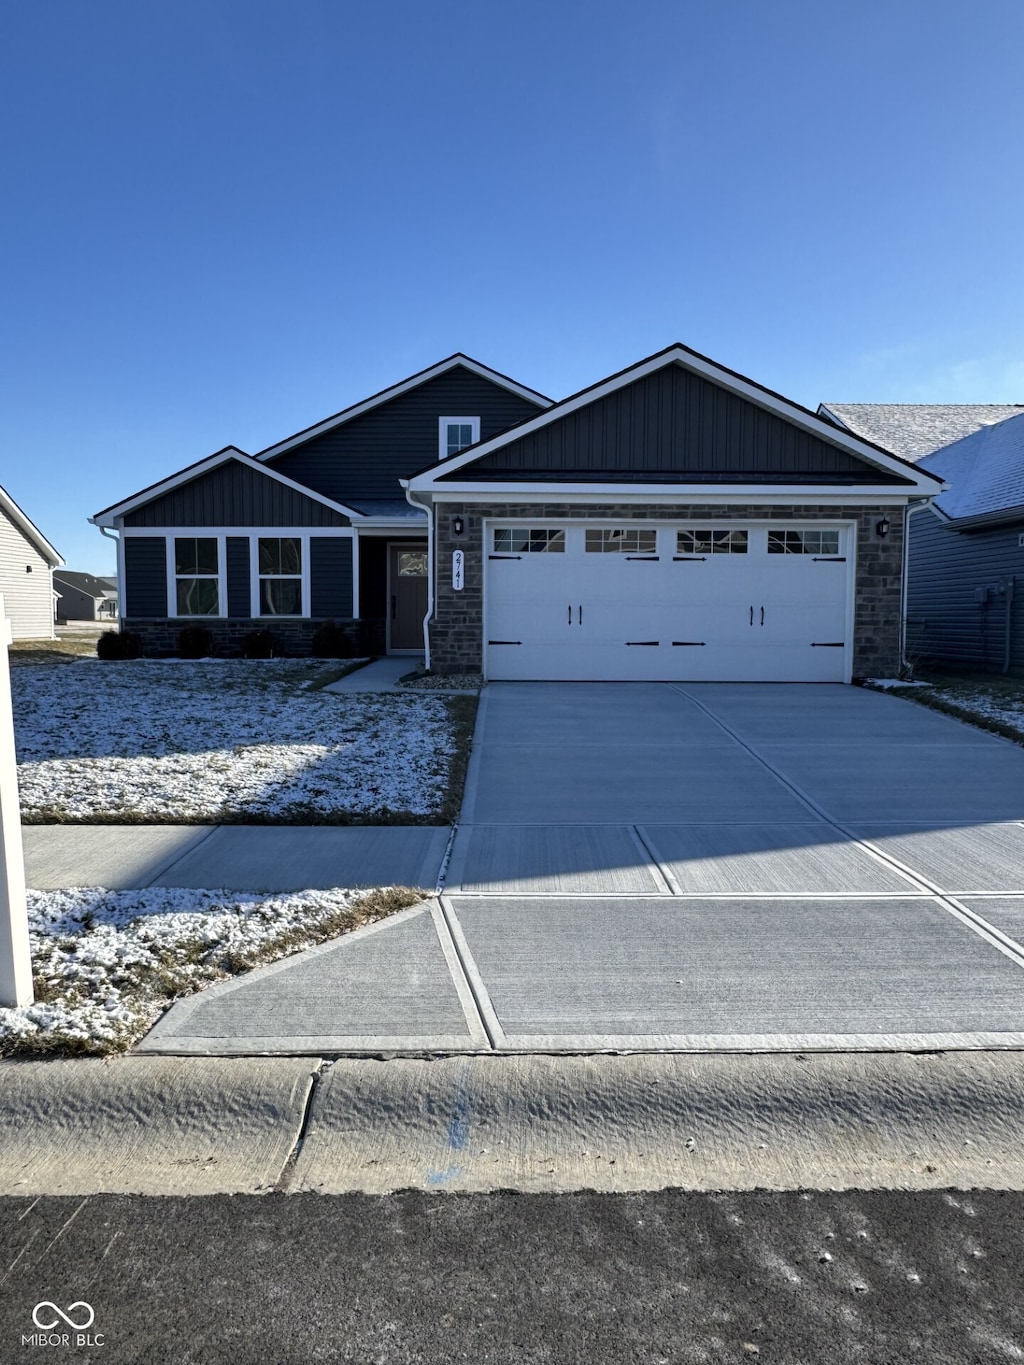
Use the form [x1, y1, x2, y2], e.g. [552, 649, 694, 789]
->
[585, 528, 657, 554]
[493, 528, 565, 553]
[768, 529, 840, 555]
[677, 529, 748, 555]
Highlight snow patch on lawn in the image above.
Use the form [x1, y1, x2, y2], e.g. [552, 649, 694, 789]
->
[0, 884, 420, 1056]
[12, 660, 458, 821]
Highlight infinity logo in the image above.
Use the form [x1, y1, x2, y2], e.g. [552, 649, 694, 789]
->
[32, 1301, 95, 1331]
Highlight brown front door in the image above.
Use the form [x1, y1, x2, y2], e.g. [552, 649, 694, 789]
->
[388, 543, 429, 651]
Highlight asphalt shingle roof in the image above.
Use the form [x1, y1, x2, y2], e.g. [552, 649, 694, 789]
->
[820, 404, 1024, 463]
[54, 570, 118, 598]
[917, 412, 1024, 522]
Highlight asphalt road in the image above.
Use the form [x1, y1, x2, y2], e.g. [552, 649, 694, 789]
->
[2, 1191, 1021, 1363]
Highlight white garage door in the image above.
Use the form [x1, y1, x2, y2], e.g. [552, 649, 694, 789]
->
[484, 523, 853, 682]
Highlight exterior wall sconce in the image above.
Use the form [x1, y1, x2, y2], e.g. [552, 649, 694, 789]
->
[875, 517, 890, 538]
[452, 515, 465, 537]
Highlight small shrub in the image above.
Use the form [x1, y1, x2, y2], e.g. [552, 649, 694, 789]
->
[241, 628, 279, 659]
[311, 620, 352, 659]
[177, 624, 214, 659]
[96, 630, 143, 661]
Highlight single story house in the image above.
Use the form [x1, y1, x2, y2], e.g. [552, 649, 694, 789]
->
[93, 344, 945, 681]
[819, 404, 1024, 673]
[53, 570, 119, 623]
[0, 484, 64, 641]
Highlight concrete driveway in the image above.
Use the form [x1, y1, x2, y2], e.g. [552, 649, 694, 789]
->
[142, 683, 1024, 1055]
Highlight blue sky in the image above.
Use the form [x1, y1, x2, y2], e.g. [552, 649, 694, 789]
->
[2, 0, 1022, 574]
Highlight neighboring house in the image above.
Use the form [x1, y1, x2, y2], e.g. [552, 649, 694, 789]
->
[820, 404, 1024, 673]
[0, 484, 63, 641]
[53, 570, 119, 622]
[93, 345, 943, 681]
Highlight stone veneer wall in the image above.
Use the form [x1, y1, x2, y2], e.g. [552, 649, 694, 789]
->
[120, 616, 386, 657]
[431, 502, 905, 677]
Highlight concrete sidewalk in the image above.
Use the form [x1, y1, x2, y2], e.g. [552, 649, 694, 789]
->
[22, 824, 451, 892]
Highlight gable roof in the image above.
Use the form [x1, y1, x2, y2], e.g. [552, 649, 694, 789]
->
[407, 343, 945, 494]
[918, 412, 1024, 525]
[53, 570, 118, 599]
[0, 484, 63, 567]
[818, 403, 1024, 464]
[255, 354, 553, 463]
[91, 446, 363, 526]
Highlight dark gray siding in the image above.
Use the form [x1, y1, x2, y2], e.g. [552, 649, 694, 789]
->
[226, 537, 251, 617]
[906, 509, 1024, 670]
[124, 537, 166, 616]
[442, 365, 913, 485]
[123, 460, 349, 527]
[268, 367, 545, 505]
[310, 537, 353, 618]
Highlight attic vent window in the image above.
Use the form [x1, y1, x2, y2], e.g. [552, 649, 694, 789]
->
[440, 417, 480, 459]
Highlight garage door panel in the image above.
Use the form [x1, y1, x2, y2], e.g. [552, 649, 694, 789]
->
[484, 522, 852, 682]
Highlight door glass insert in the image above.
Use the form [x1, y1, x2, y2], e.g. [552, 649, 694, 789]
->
[397, 551, 428, 576]
[768, 529, 840, 555]
[585, 528, 657, 554]
[677, 529, 748, 554]
[493, 528, 565, 553]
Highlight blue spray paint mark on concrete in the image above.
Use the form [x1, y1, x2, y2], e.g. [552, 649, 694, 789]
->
[425, 1070, 473, 1185]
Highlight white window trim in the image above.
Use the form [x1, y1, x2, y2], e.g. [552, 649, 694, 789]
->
[251, 534, 311, 619]
[438, 416, 480, 460]
[139, 527, 352, 620]
[167, 534, 226, 619]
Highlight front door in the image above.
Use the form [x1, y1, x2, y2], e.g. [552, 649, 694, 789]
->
[388, 543, 429, 652]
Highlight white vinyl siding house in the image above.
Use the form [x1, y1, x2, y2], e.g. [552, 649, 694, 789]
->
[0, 489, 63, 641]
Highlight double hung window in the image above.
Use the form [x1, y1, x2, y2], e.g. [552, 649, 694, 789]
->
[174, 537, 219, 615]
[258, 537, 303, 615]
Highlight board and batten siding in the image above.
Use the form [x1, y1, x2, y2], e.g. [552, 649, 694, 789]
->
[123, 537, 168, 617]
[441, 365, 914, 485]
[123, 532, 354, 620]
[0, 507, 55, 640]
[123, 461, 349, 528]
[268, 366, 546, 505]
[906, 509, 1024, 670]
[310, 538, 353, 618]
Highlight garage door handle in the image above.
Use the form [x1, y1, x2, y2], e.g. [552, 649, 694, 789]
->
[578, 604, 582, 625]
[568, 605, 571, 625]
[672, 641, 706, 646]
[811, 642, 844, 647]
[813, 556, 846, 562]
[749, 605, 753, 626]
[760, 606, 765, 627]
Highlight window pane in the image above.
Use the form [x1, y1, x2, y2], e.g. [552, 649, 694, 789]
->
[586, 528, 656, 553]
[398, 551, 428, 576]
[260, 578, 303, 615]
[279, 538, 301, 575]
[258, 539, 281, 575]
[767, 529, 839, 555]
[176, 578, 219, 615]
[175, 537, 218, 576]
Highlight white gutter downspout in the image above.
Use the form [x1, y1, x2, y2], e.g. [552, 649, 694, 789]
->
[93, 522, 123, 627]
[401, 483, 432, 670]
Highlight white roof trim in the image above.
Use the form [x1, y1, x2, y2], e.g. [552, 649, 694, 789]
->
[91, 447, 364, 526]
[407, 346, 945, 495]
[255, 354, 552, 462]
[420, 483, 931, 504]
[0, 484, 63, 566]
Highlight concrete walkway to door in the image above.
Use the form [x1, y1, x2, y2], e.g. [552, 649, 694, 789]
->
[141, 682, 1024, 1055]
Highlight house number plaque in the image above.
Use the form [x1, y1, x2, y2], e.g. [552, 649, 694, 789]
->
[452, 550, 465, 591]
